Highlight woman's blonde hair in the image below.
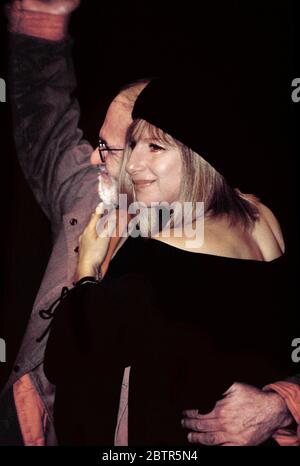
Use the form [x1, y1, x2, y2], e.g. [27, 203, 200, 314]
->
[118, 119, 259, 230]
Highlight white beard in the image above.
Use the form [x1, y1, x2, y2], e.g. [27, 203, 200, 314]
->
[96, 168, 118, 212]
[95, 168, 119, 237]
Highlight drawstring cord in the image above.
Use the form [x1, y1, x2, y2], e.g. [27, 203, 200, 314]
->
[36, 277, 101, 343]
[36, 286, 70, 343]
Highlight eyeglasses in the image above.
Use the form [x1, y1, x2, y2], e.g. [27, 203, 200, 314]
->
[98, 137, 125, 163]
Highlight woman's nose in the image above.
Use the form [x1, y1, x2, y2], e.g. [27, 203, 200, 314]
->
[126, 147, 146, 175]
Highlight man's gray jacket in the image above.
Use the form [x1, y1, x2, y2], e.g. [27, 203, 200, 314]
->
[1, 32, 99, 444]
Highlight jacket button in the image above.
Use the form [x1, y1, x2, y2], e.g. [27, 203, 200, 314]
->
[74, 246, 79, 253]
[70, 218, 78, 226]
[14, 365, 20, 372]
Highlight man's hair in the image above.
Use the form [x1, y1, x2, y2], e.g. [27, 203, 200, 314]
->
[119, 119, 259, 230]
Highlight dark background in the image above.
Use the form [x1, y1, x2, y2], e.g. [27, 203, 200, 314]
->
[0, 0, 299, 386]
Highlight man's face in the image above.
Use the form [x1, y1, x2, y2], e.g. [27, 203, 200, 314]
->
[90, 97, 132, 181]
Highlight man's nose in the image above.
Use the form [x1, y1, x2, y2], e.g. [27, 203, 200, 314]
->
[90, 147, 101, 166]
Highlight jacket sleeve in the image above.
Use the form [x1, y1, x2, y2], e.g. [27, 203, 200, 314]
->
[8, 32, 95, 231]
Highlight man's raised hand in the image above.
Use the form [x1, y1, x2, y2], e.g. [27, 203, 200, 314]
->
[14, 0, 80, 15]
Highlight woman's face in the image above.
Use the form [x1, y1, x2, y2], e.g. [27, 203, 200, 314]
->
[126, 126, 183, 205]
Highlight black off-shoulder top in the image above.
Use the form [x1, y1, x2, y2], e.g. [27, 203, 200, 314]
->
[44, 234, 293, 445]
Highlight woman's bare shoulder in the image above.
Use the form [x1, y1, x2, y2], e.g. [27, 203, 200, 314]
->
[156, 216, 263, 260]
[252, 201, 285, 254]
[154, 200, 285, 261]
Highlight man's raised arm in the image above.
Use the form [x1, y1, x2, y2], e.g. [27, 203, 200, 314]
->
[6, 0, 95, 229]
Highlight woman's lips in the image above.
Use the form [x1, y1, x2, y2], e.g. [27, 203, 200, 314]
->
[133, 180, 156, 189]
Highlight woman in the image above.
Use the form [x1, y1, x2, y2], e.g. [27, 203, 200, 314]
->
[43, 76, 293, 446]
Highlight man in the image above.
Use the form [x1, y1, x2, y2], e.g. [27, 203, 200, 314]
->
[0, 0, 146, 446]
[0, 0, 299, 446]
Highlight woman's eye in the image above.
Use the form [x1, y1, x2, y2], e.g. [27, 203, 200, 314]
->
[129, 140, 136, 150]
[149, 143, 164, 152]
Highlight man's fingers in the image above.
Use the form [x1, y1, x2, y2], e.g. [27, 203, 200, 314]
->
[222, 442, 240, 446]
[222, 382, 240, 396]
[116, 209, 130, 236]
[95, 209, 117, 236]
[182, 417, 223, 432]
[182, 409, 201, 418]
[187, 431, 229, 446]
[182, 409, 219, 420]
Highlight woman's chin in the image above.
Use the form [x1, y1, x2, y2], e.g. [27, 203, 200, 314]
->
[134, 195, 177, 207]
[135, 196, 158, 206]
